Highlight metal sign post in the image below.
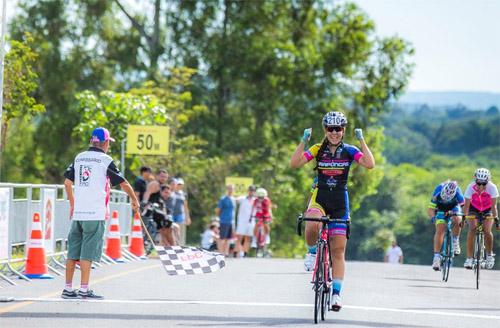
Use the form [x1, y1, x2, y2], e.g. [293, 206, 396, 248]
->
[121, 138, 126, 176]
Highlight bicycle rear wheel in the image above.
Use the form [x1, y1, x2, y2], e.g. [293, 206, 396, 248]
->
[314, 243, 324, 324]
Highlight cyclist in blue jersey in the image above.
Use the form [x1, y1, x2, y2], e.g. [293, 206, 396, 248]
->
[427, 180, 464, 270]
[290, 111, 375, 311]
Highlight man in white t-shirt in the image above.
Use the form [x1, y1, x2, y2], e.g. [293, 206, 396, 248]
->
[62, 127, 139, 300]
[385, 240, 403, 264]
[235, 185, 256, 257]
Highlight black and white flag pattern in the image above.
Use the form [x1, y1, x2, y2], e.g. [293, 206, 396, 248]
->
[156, 245, 226, 275]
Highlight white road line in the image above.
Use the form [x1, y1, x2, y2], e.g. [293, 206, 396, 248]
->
[7, 298, 500, 320]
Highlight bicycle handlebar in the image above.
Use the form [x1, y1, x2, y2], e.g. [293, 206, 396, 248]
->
[296, 214, 349, 236]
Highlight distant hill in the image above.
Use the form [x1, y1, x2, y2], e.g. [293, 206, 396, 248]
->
[396, 91, 500, 110]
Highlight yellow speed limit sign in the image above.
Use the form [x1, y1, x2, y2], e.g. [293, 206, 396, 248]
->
[225, 177, 254, 197]
[126, 125, 170, 155]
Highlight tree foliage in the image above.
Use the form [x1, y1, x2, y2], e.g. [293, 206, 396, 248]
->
[5, 1, 420, 257]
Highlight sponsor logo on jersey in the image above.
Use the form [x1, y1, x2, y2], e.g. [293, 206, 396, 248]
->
[79, 165, 92, 186]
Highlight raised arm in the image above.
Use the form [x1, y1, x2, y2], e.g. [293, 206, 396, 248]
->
[354, 129, 375, 169]
[290, 128, 312, 169]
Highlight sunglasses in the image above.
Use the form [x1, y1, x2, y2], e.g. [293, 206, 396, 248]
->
[476, 181, 487, 186]
[325, 126, 344, 133]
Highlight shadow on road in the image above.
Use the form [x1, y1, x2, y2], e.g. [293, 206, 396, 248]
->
[384, 277, 438, 283]
[408, 284, 475, 290]
[0, 311, 434, 327]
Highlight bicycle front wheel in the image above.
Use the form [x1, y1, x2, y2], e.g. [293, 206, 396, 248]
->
[474, 233, 483, 290]
[314, 243, 324, 324]
[320, 243, 330, 321]
[442, 233, 451, 282]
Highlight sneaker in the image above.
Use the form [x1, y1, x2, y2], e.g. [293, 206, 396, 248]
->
[464, 258, 473, 269]
[331, 294, 342, 312]
[485, 255, 495, 269]
[304, 253, 316, 272]
[77, 289, 104, 300]
[453, 241, 461, 255]
[61, 289, 78, 299]
[432, 255, 441, 271]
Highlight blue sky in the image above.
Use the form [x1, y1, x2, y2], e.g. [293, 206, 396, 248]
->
[351, 0, 500, 93]
[5, 0, 500, 93]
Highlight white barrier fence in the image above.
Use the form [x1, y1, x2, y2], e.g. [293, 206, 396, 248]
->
[0, 183, 133, 286]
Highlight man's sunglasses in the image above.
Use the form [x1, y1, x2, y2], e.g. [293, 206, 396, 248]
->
[476, 181, 487, 186]
[325, 126, 344, 133]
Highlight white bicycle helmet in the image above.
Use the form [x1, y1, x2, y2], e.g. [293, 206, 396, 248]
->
[323, 111, 347, 127]
[440, 181, 458, 202]
[474, 168, 491, 183]
[255, 187, 268, 198]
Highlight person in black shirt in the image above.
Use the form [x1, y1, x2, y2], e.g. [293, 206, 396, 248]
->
[134, 166, 152, 202]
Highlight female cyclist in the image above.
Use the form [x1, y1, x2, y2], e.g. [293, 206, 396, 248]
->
[463, 168, 498, 269]
[290, 111, 375, 311]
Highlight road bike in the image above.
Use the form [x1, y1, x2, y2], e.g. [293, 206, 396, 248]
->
[435, 211, 460, 282]
[466, 212, 493, 290]
[254, 217, 268, 258]
[297, 214, 348, 324]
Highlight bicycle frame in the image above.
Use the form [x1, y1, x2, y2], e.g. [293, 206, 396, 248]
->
[254, 218, 268, 257]
[296, 214, 349, 323]
[438, 212, 455, 282]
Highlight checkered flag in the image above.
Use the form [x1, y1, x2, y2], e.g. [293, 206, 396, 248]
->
[156, 245, 226, 275]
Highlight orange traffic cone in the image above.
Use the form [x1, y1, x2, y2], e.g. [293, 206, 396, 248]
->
[24, 213, 54, 279]
[105, 210, 124, 262]
[129, 212, 146, 259]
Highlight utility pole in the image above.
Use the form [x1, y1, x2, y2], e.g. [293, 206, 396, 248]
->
[0, 0, 8, 181]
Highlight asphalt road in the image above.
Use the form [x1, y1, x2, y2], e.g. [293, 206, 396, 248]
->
[0, 257, 499, 328]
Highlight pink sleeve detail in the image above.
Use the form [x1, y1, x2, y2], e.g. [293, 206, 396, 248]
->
[354, 152, 364, 163]
[303, 151, 314, 162]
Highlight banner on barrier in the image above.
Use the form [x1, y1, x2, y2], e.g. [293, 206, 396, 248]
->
[42, 189, 56, 254]
[0, 188, 10, 259]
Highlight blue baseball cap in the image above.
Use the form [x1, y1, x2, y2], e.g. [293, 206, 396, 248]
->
[90, 127, 115, 142]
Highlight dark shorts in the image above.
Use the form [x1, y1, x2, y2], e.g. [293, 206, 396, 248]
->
[307, 188, 350, 237]
[468, 206, 493, 220]
[219, 223, 233, 240]
[67, 220, 105, 262]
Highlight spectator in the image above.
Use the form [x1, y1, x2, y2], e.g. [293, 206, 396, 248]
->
[172, 177, 191, 245]
[201, 222, 220, 251]
[142, 169, 168, 204]
[235, 185, 256, 257]
[62, 127, 139, 300]
[384, 240, 404, 264]
[158, 185, 178, 246]
[215, 184, 235, 256]
[133, 166, 152, 203]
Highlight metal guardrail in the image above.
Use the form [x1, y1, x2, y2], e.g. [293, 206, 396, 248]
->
[0, 182, 133, 285]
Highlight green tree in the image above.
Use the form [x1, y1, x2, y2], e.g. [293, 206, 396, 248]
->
[1, 33, 45, 179]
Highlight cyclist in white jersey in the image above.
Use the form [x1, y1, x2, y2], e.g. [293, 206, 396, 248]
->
[463, 168, 498, 269]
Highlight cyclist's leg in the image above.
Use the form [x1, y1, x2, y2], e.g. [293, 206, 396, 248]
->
[483, 217, 494, 254]
[451, 205, 462, 239]
[263, 221, 270, 236]
[466, 217, 478, 258]
[329, 232, 347, 310]
[433, 221, 446, 253]
[304, 188, 324, 247]
[163, 227, 175, 246]
[451, 216, 462, 237]
[252, 219, 260, 238]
